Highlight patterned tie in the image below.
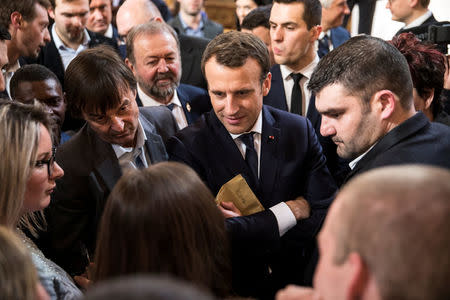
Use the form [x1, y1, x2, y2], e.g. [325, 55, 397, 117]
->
[290, 73, 303, 116]
[239, 132, 258, 181]
[318, 35, 330, 58]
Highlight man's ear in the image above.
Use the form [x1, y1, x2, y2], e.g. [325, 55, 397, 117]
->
[48, 7, 55, 20]
[373, 90, 396, 120]
[262, 72, 272, 96]
[125, 57, 135, 73]
[422, 88, 434, 110]
[345, 252, 370, 300]
[10, 12, 23, 29]
[310, 25, 322, 43]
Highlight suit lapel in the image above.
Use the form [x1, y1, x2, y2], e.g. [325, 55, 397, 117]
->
[206, 112, 260, 191]
[176, 86, 195, 125]
[259, 106, 280, 204]
[140, 114, 167, 164]
[306, 94, 321, 129]
[88, 126, 122, 192]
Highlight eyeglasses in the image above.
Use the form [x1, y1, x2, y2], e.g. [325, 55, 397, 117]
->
[34, 147, 57, 177]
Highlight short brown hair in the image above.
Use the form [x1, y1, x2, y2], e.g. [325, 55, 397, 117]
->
[64, 45, 137, 117]
[0, 0, 51, 29]
[93, 162, 230, 297]
[201, 31, 270, 84]
[308, 35, 413, 110]
[273, 0, 322, 29]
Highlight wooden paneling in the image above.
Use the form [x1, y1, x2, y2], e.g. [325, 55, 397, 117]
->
[204, 0, 237, 30]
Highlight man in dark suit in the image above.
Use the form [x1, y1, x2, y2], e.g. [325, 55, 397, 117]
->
[116, 0, 209, 90]
[387, 0, 438, 36]
[167, 31, 336, 299]
[0, 26, 11, 93]
[41, 46, 177, 276]
[308, 35, 450, 185]
[168, 0, 223, 40]
[318, 0, 350, 58]
[125, 21, 211, 130]
[1, 0, 52, 98]
[267, 0, 349, 186]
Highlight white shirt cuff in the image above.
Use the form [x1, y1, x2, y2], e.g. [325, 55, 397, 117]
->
[269, 202, 297, 237]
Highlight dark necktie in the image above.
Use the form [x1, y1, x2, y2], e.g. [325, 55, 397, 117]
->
[318, 35, 330, 58]
[166, 103, 175, 111]
[134, 148, 145, 169]
[290, 73, 303, 116]
[239, 132, 258, 181]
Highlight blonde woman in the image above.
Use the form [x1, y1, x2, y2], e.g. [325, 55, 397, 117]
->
[0, 100, 82, 299]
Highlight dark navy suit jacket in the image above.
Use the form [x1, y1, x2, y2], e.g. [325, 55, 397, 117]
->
[330, 26, 350, 49]
[346, 112, 450, 183]
[264, 64, 350, 186]
[135, 83, 212, 129]
[167, 105, 336, 298]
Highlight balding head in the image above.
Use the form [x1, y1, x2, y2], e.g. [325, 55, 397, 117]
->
[116, 0, 163, 38]
[315, 165, 450, 300]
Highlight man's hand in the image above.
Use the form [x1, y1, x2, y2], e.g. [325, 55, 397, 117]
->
[218, 201, 242, 218]
[285, 197, 310, 220]
[276, 285, 321, 300]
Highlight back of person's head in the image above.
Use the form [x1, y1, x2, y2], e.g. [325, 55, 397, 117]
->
[0, 226, 41, 300]
[64, 45, 136, 118]
[272, 0, 322, 29]
[0, 100, 52, 231]
[389, 32, 446, 119]
[201, 31, 270, 84]
[84, 275, 216, 300]
[93, 162, 230, 296]
[126, 21, 180, 65]
[10, 64, 61, 99]
[241, 5, 272, 31]
[0, 0, 51, 29]
[332, 165, 450, 300]
[308, 35, 413, 110]
[116, 0, 163, 37]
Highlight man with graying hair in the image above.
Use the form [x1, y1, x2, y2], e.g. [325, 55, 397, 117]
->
[277, 164, 450, 300]
[308, 35, 450, 183]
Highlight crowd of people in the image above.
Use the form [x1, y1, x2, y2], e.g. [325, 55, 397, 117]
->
[0, 0, 449, 299]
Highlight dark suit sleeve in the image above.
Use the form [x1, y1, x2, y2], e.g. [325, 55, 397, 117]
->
[285, 119, 336, 241]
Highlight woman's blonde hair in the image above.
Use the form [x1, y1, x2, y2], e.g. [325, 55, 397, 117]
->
[0, 100, 52, 235]
[0, 226, 39, 300]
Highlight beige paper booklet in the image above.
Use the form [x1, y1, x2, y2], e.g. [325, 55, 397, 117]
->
[215, 174, 264, 216]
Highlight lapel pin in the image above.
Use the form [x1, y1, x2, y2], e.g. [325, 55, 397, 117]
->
[268, 135, 275, 140]
[186, 102, 191, 112]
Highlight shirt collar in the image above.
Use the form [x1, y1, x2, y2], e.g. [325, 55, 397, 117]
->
[348, 144, 376, 170]
[404, 10, 432, 29]
[104, 24, 113, 39]
[137, 83, 180, 107]
[229, 110, 263, 140]
[112, 118, 147, 158]
[319, 30, 331, 40]
[178, 13, 205, 31]
[279, 55, 319, 81]
[52, 24, 91, 50]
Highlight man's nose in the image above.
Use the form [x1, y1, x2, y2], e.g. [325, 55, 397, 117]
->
[110, 116, 125, 132]
[320, 117, 336, 137]
[157, 59, 169, 73]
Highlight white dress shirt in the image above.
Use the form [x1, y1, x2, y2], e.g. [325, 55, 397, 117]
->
[280, 56, 319, 116]
[228, 111, 297, 236]
[137, 84, 188, 129]
[52, 24, 90, 70]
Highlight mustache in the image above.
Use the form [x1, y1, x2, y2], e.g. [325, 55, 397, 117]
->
[154, 72, 176, 81]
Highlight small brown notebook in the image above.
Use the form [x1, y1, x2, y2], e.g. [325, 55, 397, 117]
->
[215, 174, 265, 216]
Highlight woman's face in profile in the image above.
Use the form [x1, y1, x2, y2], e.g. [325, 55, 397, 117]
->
[236, 0, 258, 25]
[22, 124, 64, 214]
